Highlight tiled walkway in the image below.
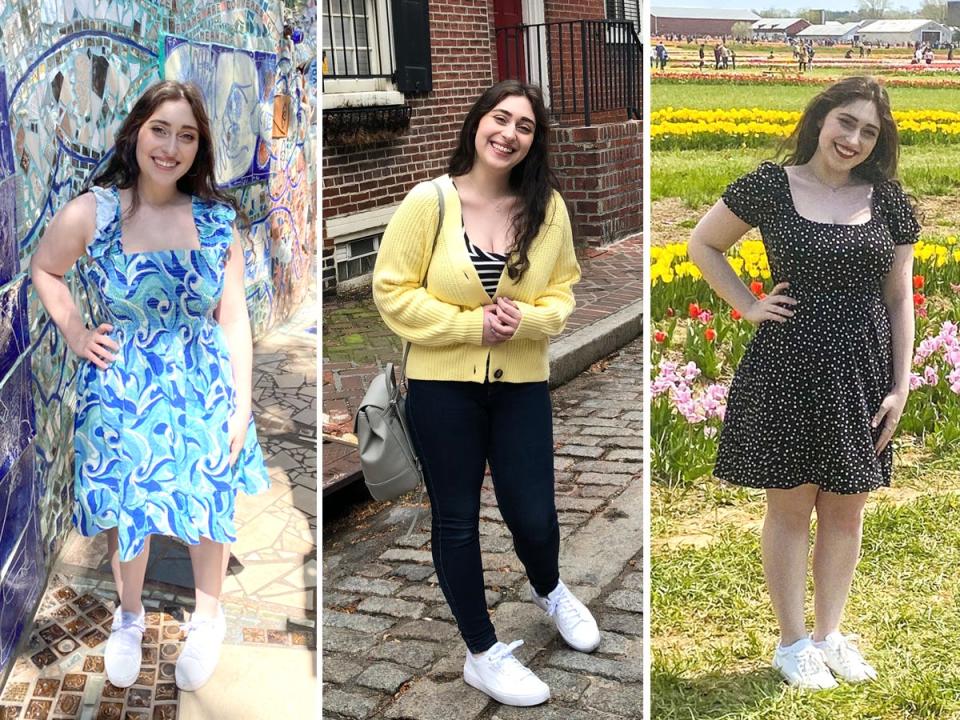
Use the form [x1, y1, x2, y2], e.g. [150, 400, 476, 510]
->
[0, 296, 318, 720]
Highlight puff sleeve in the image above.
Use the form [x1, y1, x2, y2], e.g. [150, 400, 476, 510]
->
[877, 179, 921, 245]
[721, 161, 783, 229]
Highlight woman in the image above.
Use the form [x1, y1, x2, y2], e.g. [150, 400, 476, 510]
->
[372, 80, 598, 707]
[689, 76, 919, 690]
[31, 81, 269, 692]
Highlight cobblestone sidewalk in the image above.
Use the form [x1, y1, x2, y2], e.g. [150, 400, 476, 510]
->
[322, 233, 643, 493]
[0, 297, 318, 720]
[322, 337, 643, 720]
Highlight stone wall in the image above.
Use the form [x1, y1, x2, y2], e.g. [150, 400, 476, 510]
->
[0, 0, 316, 680]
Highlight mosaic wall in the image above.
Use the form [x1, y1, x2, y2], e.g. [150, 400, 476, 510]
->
[0, 0, 316, 681]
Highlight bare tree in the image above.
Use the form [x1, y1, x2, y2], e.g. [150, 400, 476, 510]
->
[918, 0, 948, 22]
[859, 0, 891, 17]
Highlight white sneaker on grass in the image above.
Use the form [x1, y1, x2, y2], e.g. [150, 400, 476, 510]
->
[104, 605, 145, 688]
[814, 632, 877, 683]
[462, 640, 550, 706]
[772, 637, 838, 690]
[530, 580, 601, 653]
[175, 606, 226, 691]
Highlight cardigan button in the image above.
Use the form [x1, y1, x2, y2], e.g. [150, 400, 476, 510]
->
[494, 369, 503, 379]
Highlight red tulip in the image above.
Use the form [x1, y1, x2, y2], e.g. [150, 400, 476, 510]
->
[666, 307, 675, 317]
[914, 292, 926, 307]
[705, 328, 717, 342]
[913, 275, 924, 289]
[730, 308, 742, 321]
[688, 302, 701, 319]
[654, 330, 667, 343]
[750, 280, 763, 295]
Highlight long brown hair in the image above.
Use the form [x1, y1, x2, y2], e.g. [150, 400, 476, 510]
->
[780, 76, 900, 184]
[91, 81, 242, 222]
[448, 80, 559, 283]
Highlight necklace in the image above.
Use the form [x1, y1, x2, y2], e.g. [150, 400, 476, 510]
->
[802, 165, 851, 193]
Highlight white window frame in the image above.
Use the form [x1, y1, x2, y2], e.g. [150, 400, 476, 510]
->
[322, 0, 404, 109]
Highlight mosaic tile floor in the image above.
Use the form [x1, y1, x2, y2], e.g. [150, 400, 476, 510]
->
[0, 294, 317, 719]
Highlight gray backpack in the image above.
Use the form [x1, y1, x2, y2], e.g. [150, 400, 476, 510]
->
[355, 181, 444, 502]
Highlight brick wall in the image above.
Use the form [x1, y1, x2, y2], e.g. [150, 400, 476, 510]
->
[322, 0, 497, 293]
[322, 0, 642, 294]
[553, 121, 642, 246]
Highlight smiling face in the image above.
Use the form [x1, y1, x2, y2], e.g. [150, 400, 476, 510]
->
[815, 99, 881, 174]
[134, 99, 201, 187]
[473, 94, 536, 174]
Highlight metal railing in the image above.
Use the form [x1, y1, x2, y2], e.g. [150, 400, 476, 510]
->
[495, 20, 642, 126]
[321, 0, 395, 80]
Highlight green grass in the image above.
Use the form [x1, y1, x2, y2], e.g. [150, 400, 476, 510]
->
[652, 81, 960, 112]
[652, 145, 960, 209]
[652, 490, 960, 720]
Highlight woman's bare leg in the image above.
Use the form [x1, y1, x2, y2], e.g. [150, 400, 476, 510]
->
[187, 538, 229, 618]
[762, 485, 820, 646]
[811, 491, 869, 641]
[107, 528, 150, 614]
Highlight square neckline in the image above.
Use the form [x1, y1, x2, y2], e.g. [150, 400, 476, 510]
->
[779, 164, 877, 228]
[114, 186, 204, 257]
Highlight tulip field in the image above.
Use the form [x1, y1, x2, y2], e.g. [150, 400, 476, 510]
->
[651, 56, 960, 720]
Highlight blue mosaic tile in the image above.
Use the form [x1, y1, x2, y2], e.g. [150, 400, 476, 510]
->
[0, 277, 28, 380]
[0, 176, 19, 285]
[0, 358, 35, 483]
[0, 68, 14, 180]
[162, 35, 275, 188]
[0, 445, 42, 671]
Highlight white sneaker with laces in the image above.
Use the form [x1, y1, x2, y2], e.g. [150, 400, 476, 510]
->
[814, 632, 877, 683]
[462, 640, 550, 706]
[530, 580, 601, 653]
[175, 606, 227, 691]
[104, 605, 145, 688]
[772, 638, 838, 690]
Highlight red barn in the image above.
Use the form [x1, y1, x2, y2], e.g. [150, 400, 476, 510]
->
[650, 6, 760, 37]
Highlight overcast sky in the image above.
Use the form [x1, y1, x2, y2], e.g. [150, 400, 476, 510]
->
[654, 1, 926, 10]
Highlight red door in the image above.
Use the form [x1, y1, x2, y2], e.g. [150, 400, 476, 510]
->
[494, 0, 526, 82]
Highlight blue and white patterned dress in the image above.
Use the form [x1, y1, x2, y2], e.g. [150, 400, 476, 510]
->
[73, 185, 270, 562]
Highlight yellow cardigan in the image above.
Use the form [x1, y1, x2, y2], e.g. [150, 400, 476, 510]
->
[373, 175, 580, 383]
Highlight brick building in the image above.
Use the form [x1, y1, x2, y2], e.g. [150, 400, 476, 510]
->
[650, 6, 760, 38]
[752, 18, 811, 40]
[322, 0, 642, 295]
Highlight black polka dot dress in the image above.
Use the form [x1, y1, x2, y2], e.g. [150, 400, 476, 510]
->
[715, 162, 921, 494]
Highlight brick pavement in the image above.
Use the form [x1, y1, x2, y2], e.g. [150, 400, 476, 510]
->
[321, 337, 644, 719]
[321, 233, 643, 494]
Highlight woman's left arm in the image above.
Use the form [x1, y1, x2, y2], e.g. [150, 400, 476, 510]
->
[214, 232, 253, 465]
[507, 201, 581, 341]
[874, 243, 915, 453]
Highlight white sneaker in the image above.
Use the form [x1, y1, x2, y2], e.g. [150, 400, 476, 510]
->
[175, 606, 226, 691]
[463, 640, 550, 706]
[104, 605, 145, 688]
[530, 580, 601, 653]
[772, 638, 838, 690]
[814, 633, 877, 683]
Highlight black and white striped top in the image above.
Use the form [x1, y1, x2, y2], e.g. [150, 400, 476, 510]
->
[465, 233, 507, 296]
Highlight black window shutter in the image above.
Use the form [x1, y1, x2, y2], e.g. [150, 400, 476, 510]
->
[392, 0, 433, 93]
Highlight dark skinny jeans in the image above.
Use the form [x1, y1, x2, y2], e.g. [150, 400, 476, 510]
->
[406, 379, 561, 654]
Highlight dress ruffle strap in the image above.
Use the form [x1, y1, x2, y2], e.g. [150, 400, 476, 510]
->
[87, 186, 122, 259]
[195, 199, 237, 254]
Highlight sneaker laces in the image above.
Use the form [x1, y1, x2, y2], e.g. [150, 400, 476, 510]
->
[486, 640, 531, 679]
[179, 614, 220, 637]
[546, 588, 586, 629]
[794, 644, 829, 677]
[112, 610, 145, 634]
[829, 634, 865, 670]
